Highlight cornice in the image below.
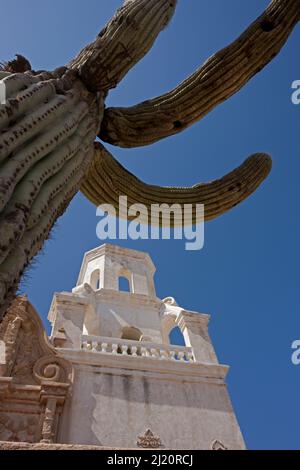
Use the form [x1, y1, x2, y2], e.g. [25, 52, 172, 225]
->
[49, 288, 163, 318]
[57, 348, 229, 384]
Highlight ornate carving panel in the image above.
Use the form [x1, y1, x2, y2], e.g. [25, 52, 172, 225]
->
[0, 412, 40, 443]
[211, 439, 228, 450]
[0, 296, 73, 444]
[137, 429, 163, 449]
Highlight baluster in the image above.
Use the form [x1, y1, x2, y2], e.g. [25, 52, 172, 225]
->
[122, 345, 128, 356]
[150, 348, 158, 358]
[92, 341, 98, 352]
[131, 346, 138, 357]
[141, 347, 148, 357]
[164, 350, 171, 360]
[178, 351, 185, 362]
[169, 350, 176, 361]
[82, 341, 88, 350]
[101, 343, 108, 353]
[187, 352, 194, 363]
[112, 344, 118, 355]
[159, 349, 168, 360]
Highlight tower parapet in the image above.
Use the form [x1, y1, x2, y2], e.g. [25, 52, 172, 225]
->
[45, 244, 245, 450]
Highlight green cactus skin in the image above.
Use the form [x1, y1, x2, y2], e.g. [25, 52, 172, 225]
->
[0, 69, 101, 316]
[0, 0, 299, 319]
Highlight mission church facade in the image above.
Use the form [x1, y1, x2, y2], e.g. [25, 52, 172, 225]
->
[0, 244, 245, 450]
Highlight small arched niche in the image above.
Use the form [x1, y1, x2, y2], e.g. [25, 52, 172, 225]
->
[121, 326, 143, 342]
[90, 269, 101, 291]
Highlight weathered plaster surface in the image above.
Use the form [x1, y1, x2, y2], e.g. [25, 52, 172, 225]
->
[1, 245, 246, 450]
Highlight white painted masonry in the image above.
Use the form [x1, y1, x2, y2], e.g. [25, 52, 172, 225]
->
[48, 244, 245, 450]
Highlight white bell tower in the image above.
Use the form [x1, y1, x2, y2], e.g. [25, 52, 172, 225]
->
[76, 244, 156, 297]
[47, 244, 245, 450]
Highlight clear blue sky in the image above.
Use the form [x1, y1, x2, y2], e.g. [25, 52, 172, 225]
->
[1, 0, 299, 450]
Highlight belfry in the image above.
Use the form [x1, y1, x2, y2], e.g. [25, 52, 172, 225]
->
[0, 244, 245, 449]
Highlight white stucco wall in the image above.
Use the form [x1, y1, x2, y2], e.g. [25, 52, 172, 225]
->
[84, 298, 163, 343]
[49, 245, 246, 450]
[58, 363, 245, 450]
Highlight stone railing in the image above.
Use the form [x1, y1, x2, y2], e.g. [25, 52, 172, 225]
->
[81, 335, 195, 363]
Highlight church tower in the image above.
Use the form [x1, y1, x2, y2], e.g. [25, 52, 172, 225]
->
[46, 244, 245, 450]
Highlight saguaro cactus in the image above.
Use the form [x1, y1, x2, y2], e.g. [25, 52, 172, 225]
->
[0, 0, 299, 319]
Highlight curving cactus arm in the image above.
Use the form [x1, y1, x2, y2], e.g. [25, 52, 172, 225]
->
[0, 0, 299, 319]
[69, 0, 177, 92]
[82, 143, 272, 224]
[99, 0, 300, 147]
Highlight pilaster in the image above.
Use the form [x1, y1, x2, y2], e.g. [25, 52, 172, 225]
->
[177, 311, 218, 364]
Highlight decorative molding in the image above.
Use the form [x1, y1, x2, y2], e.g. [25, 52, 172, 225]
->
[0, 296, 57, 384]
[60, 348, 229, 383]
[48, 294, 89, 325]
[33, 356, 73, 385]
[0, 441, 139, 450]
[163, 297, 178, 307]
[50, 290, 162, 318]
[0, 296, 73, 445]
[177, 311, 211, 332]
[40, 397, 57, 444]
[0, 412, 40, 443]
[211, 440, 228, 450]
[137, 429, 163, 449]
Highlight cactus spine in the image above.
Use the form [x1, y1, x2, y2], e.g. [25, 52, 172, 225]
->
[0, 69, 101, 316]
[0, 0, 299, 319]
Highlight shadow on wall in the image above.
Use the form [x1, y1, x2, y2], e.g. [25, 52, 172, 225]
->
[90, 373, 232, 411]
[121, 326, 143, 341]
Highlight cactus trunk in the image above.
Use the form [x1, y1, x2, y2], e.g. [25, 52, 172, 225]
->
[0, 70, 102, 319]
[0, 0, 299, 320]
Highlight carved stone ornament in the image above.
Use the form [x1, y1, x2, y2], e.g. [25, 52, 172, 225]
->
[211, 439, 228, 450]
[137, 429, 163, 449]
[33, 355, 73, 385]
[0, 296, 73, 444]
[163, 297, 178, 307]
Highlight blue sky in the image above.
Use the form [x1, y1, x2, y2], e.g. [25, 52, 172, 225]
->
[1, 0, 299, 450]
